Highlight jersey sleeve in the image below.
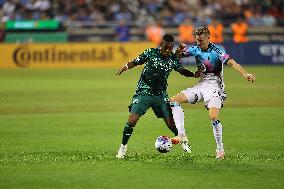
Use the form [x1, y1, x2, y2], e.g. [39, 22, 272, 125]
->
[217, 46, 231, 65]
[132, 48, 151, 66]
[181, 46, 198, 57]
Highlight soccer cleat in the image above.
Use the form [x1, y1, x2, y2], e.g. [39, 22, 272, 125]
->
[181, 141, 191, 153]
[171, 135, 191, 153]
[116, 144, 127, 159]
[180, 136, 191, 153]
[216, 149, 225, 159]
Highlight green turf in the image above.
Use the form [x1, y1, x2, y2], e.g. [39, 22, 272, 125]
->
[0, 66, 283, 189]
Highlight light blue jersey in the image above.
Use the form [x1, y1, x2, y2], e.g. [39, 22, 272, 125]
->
[183, 43, 231, 76]
[182, 43, 231, 100]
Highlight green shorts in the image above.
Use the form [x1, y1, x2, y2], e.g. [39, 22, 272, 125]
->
[128, 94, 171, 118]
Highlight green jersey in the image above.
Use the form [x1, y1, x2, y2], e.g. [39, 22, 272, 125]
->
[133, 48, 184, 96]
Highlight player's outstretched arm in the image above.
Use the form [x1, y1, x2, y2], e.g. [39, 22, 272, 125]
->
[116, 61, 136, 76]
[178, 68, 200, 78]
[227, 59, 256, 83]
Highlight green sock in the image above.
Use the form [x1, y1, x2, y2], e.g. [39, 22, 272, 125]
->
[122, 123, 134, 145]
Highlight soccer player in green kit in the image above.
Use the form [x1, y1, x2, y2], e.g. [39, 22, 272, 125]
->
[116, 34, 197, 158]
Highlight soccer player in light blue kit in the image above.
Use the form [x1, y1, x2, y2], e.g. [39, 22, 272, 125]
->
[170, 26, 256, 159]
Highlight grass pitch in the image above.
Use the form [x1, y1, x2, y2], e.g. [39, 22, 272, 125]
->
[0, 66, 283, 189]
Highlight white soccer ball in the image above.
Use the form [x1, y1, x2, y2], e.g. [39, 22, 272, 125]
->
[155, 136, 172, 153]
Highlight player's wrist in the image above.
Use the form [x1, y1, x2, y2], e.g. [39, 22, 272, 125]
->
[124, 64, 129, 70]
[194, 71, 201, 78]
[241, 72, 248, 78]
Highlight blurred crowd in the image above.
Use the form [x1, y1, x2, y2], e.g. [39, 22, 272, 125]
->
[0, 0, 283, 43]
[142, 0, 283, 27]
[0, 0, 283, 27]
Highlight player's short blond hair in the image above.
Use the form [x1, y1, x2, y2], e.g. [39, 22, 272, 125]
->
[194, 26, 210, 36]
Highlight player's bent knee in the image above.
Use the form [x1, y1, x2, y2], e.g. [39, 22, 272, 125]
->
[127, 118, 138, 127]
[127, 117, 137, 127]
[170, 92, 188, 104]
[128, 114, 140, 127]
[188, 93, 199, 104]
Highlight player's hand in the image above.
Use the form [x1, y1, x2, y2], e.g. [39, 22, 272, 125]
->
[116, 66, 127, 76]
[175, 43, 186, 56]
[194, 70, 201, 78]
[244, 73, 256, 83]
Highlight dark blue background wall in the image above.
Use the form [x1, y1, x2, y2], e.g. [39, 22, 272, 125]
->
[180, 42, 284, 65]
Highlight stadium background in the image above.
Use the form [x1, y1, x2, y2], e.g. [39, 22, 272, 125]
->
[0, 0, 283, 189]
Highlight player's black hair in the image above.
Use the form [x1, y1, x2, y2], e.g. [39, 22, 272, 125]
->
[195, 26, 210, 36]
[162, 34, 174, 43]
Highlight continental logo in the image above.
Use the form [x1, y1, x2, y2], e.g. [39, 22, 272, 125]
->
[12, 45, 129, 67]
